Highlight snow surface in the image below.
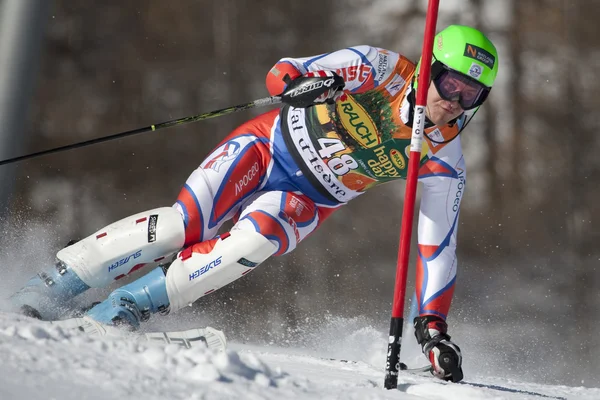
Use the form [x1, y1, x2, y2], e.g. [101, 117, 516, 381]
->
[0, 313, 597, 400]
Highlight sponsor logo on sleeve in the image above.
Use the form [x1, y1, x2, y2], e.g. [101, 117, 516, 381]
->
[375, 53, 390, 82]
[335, 65, 372, 84]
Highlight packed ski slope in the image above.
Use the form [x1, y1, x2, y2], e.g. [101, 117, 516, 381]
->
[0, 312, 596, 400]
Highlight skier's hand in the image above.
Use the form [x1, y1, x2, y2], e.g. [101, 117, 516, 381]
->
[302, 71, 346, 104]
[280, 71, 345, 108]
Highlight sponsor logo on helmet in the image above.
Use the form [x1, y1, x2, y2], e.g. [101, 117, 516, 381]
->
[463, 44, 495, 69]
[468, 62, 483, 80]
[336, 96, 380, 148]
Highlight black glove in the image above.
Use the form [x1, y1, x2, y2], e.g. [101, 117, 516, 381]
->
[280, 71, 345, 108]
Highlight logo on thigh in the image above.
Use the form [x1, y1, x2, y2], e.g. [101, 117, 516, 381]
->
[205, 141, 241, 172]
[284, 194, 316, 228]
[278, 210, 300, 244]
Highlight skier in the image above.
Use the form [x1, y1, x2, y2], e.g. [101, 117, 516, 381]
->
[9, 25, 497, 382]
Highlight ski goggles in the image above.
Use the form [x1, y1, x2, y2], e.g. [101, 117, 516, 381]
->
[431, 60, 491, 110]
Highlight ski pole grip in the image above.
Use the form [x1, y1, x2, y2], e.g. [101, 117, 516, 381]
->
[280, 73, 344, 108]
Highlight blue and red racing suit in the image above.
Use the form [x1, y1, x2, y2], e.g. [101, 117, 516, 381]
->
[174, 46, 476, 321]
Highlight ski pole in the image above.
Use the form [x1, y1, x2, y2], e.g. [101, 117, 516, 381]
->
[0, 95, 282, 166]
[383, 0, 440, 390]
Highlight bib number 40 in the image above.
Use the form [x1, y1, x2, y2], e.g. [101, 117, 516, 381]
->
[317, 137, 358, 176]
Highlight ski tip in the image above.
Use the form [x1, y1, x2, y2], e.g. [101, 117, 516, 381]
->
[47, 317, 228, 353]
[143, 326, 227, 352]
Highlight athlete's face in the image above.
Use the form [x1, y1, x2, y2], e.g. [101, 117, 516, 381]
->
[426, 80, 464, 126]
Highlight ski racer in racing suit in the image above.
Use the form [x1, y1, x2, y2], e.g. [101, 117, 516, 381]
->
[9, 25, 498, 382]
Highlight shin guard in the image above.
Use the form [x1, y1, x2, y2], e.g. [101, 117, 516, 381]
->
[57, 207, 185, 288]
[165, 229, 277, 312]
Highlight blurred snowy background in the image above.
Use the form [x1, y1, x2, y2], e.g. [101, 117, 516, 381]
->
[0, 0, 598, 389]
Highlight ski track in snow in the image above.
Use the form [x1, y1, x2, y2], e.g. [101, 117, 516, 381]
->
[0, 313, 597, 400]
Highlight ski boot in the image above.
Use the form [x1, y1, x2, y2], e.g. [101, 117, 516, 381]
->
[85, 266, 170, 329]
[9, 258, 90, 320]
[414, 315, 464, 382]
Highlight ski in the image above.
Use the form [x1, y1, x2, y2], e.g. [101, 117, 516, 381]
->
[334, 359, 431, 374]
[399, 364, 566, 400]
[47, 317, 227, 352]
[144, 327, 227, 351]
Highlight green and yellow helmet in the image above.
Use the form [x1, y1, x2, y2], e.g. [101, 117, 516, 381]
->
[415, 25, 499, 110]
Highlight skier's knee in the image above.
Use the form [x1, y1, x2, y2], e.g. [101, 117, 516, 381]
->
[235, 212, 298, 256]
[165, 229, 277, 312]
[57, 207, 186, 288]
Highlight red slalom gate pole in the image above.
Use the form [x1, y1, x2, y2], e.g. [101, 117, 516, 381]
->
[384, 0, 440, 390]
